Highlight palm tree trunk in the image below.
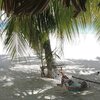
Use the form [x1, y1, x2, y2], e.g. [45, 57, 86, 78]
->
[43, 39, 56, 78]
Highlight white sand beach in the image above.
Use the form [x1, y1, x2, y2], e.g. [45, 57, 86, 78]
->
[0, 55, 100, 100]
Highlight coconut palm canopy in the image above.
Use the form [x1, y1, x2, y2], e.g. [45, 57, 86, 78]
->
[0, 0, 100, 58]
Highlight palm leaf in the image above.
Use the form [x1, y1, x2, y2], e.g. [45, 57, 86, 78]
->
[1, 0, 100, 58]
[1, 0, 50, 15]
[4, 32, 29, 58]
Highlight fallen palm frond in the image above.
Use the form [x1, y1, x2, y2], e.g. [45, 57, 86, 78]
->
[72, 76, 100, 85]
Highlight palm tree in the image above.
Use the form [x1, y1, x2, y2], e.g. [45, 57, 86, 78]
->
[0, 0, 100, 78]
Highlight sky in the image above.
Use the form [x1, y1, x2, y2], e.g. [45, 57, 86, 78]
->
[50, 28, 100, 60]
[0, 36, 5, 55]
[63, 33, 100, 60]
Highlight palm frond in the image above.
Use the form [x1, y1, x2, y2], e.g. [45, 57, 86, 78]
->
[1, 0, 50, 15]
[1, 0, 100, 58]
[4, 32, 29, 58]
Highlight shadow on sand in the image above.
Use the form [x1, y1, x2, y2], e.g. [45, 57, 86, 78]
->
[0, 55, 100, 100]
